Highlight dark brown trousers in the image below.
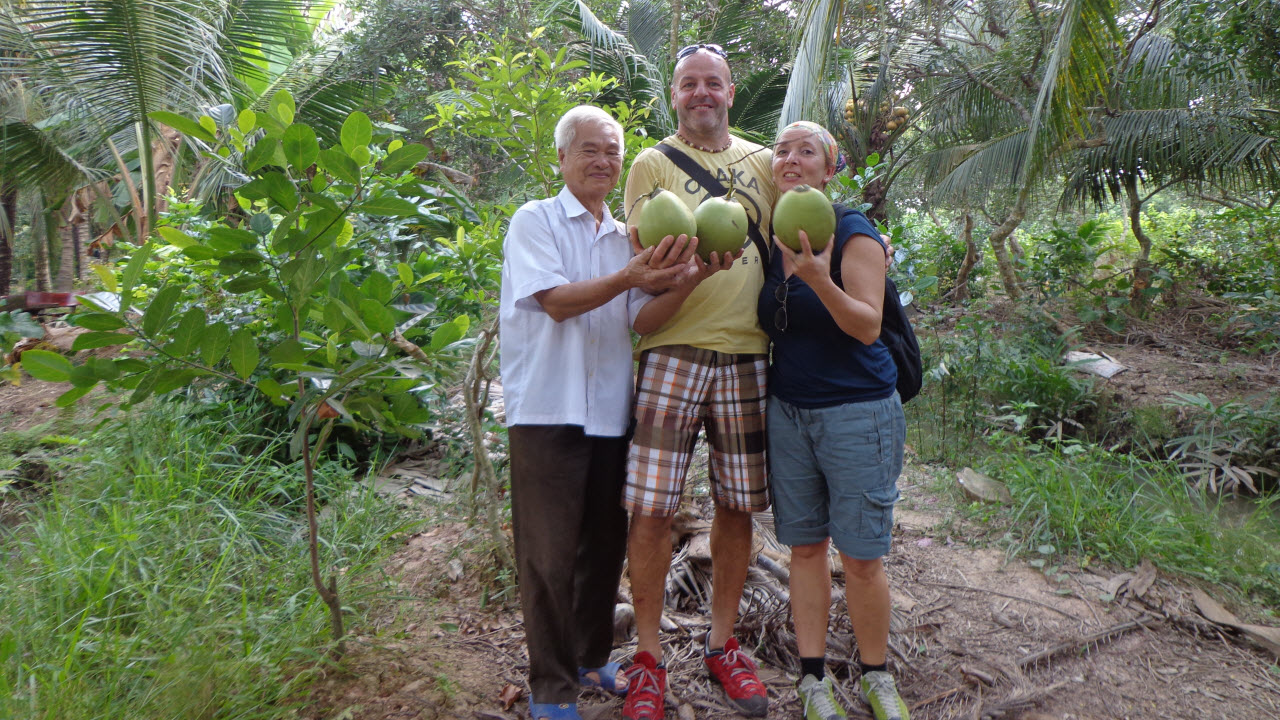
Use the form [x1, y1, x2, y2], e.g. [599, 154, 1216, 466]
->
[508, 425, 629, 705]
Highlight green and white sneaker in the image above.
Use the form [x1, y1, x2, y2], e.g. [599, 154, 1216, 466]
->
[797, 674, 847, 720]
[858, 671, 910, 720]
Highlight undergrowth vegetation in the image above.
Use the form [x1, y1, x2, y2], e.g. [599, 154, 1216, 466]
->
[0, 403, 413, 720]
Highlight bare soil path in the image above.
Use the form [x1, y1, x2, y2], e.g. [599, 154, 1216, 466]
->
[298, 457, 1280, 720]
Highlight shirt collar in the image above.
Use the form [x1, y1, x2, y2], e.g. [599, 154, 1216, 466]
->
[557, 186, 626, 237]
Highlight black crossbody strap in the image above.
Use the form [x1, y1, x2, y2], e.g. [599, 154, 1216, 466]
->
[654, 142, 770, 260]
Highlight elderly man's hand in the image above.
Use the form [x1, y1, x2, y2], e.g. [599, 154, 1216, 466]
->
[629, 227, 698, 269]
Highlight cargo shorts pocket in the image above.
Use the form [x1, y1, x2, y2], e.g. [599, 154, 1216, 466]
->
[858, 485, 900, 540]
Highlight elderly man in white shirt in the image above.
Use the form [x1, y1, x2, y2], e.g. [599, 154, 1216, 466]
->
[499, 105, 694, 720]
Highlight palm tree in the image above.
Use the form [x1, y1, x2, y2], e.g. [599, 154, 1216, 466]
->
[0, 1, 367, 294]
[1061, 31, 1279, 296]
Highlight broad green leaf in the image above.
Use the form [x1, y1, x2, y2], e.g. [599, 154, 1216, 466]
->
[168, 307, 206, 355]
[335, 219, 354, 247]
[71, 332, 135, 351]
[85, 356, 120, 381]
[322, 300, 348, 333]
[341, 112, 373, 155]
[317, 148, 361, 185]
[303, 209, 345, 246]
[351, 146, 371, 166]
[269, 90, 295, 125]
[198, 115, 218, 137]
[141, 285, 183, 337]
[224, 275, 269, 294]
[92, 265, 118, 293]
[56, 386, 93, 408]
[397, 263, 414, 288]
[283, 124, 320, 174]
[119, 244, 153, 305]
[237, 109, 256, 134]
[302, 192, 341, 213]
[68, 364, 98, 388]
[20, 350, 72, 382]
[244, 137, 280, 172]
[129, 369, 161, 405]
[359, 298, 395, 335]
[382, 143, 429, 175]
[334, 299, 372, 339]
[201, 322, 231, 366]
[148, 111, 215, 143]
[388, 139, 403, 153]
[72, 313, 126, 331]
[229, 329, 259, 379]
[207, 227, 257, 252]
[157, 226, 199, 249]
[152, 369, 199, 395]
[282, 256, 325, 302]
[269, 339, 306, 365]
[257, 377, 291, 406]
[356, 197, 420, 217]
[258, 172, 299, 212]
[115, 358, 149, 374]
[249, 213, 273, 235]
[181, 245, 218, 261]
[430, 321, 463, 350]
[361, 271, 393, 303]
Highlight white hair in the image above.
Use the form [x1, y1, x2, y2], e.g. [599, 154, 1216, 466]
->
[554, 105, 624, 151]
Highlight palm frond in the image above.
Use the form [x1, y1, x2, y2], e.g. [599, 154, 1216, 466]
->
[1, 1, 232, 138]
[927, 129, 1030, 206]
[0, 120, 88, 196]
[778, 0, 844, 130]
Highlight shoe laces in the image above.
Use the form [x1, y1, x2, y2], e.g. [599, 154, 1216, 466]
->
[715, 644, 763, 692]
[625, 662, 663, 718]
[861, 672, 905, 719]
[801, 677, 842, 719]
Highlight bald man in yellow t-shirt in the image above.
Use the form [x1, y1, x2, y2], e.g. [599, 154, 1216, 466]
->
[619, 43, 776, 720]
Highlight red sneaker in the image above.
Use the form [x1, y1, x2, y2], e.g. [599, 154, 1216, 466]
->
[704, 638, 768, 717]
[622, 651, 666, 720]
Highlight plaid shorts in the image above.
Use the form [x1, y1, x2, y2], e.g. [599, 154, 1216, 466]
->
[625, 345, 769, 516]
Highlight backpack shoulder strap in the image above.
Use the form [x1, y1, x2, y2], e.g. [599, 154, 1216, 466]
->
[654, 142, 770, 260]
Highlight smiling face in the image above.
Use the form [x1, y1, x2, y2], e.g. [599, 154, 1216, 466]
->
[670, 50, 735, 140]
[558, 119, 623, 210]
[772, 126, 836, 193]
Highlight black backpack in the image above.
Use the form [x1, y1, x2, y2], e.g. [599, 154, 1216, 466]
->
[832, 205, 923, 403]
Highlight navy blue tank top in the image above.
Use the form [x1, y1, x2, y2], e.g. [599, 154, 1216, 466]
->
[757, 205, 897, 408]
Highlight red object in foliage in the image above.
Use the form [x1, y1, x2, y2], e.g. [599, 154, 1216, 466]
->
[3, 292, 80, 312]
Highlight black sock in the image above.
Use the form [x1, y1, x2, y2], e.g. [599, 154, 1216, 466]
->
[859, 661, 887, 675]
[800, 657, 825, 681]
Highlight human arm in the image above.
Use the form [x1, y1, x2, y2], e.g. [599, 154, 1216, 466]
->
[774, 230, 885, 345]
[535, 234, 695, 322]
[631, 250, 740, 335]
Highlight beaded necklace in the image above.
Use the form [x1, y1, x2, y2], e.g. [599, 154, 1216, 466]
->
[677, 131, 732, 154]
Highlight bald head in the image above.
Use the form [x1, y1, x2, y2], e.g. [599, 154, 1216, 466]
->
[670, 49, 735, 144]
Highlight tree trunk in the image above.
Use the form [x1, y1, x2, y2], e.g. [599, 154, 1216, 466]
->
[34, 210, 53, 292]
[0, 182, 16, 297]
[1124, 174, 1153, 303]
[953, 212, 979, 303]
[987, 189, 1029, 299]
[55, 216, 76, 292]
[669, 0, 682, 66]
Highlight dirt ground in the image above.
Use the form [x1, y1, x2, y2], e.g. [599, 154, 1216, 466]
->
[296, 460, 1280, 720]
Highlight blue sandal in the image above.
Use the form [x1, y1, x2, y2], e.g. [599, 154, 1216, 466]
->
[529, 701, 582, 720]
[578, 662, 629, 696]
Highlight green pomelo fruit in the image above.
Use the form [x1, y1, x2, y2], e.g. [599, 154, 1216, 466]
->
[773, 185, 835, 252]
[693, 196, 748, 261]
[636, 189, 696, 249]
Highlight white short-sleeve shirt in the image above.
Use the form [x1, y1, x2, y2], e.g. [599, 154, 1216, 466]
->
[499, 186, 650, 437]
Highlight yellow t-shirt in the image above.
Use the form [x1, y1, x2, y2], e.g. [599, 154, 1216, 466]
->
[624, 134, 776, 355]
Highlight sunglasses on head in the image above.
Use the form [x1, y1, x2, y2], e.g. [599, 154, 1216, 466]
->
[676, 43, 728, 60]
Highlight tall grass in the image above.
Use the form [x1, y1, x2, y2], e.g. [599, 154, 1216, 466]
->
[0, 403, 412, 720]
[979, 436, 1280, 609]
